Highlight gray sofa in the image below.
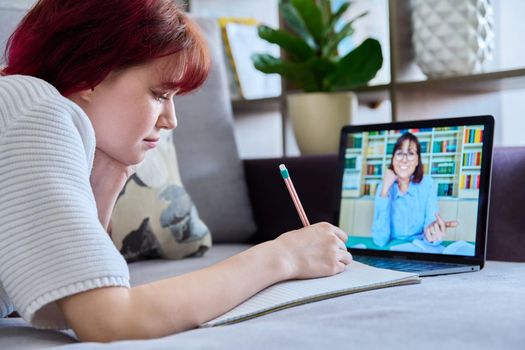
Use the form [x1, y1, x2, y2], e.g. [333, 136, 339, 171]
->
[1, 6, 524, 350]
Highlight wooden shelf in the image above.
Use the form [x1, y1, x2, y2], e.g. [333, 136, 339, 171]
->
[230, 83, 391, 114]
[231, 66, 525, 114]
[231, 96, 281, 113]
[354, 84, 391, 106]
[395, 68, 525, 93]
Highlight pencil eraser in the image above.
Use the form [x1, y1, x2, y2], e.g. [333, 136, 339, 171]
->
[279, 164, 289, 179]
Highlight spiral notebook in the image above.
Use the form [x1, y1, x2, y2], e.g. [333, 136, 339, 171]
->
[201, 262, 420, 327]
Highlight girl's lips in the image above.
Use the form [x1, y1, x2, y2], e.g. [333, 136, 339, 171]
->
[143, 139, 159, 148]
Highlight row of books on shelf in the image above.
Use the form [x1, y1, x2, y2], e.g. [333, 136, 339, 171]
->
[420, 141, 429, 154]
[347, 136, 363, 149]
[434, 126, 460, 132]
[345, 156, 362, 169]
[460, 174, 480, 190]
[433, 139, 457, 153]
[464, 128, 484, 144]
[385, 141, 431, 154]
[366, 164, 383, 176]
[351, 127, 481, 149]
[437, 183, 454, 197]
[463, 152, 482, 167]
[348, 158, 480, 177]
[368, 127, 448, 137]
[366, 143, 384, 156]
[363, 182, 379, 196]
[390, 128, 434, 134]
[431, 162, 456, 175]
[359, 174, 480, 197]
[362, 182, 455, 197]
[357, 137, 481, 159]
[369, 140, 457, 157]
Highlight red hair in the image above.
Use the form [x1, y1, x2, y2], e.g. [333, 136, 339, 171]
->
[3, 0, 210, 96]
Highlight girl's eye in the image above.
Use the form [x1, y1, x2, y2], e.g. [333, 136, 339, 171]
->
[153, 91, 170, 101]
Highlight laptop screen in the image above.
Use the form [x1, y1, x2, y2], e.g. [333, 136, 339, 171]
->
[338, 119, 492, 258]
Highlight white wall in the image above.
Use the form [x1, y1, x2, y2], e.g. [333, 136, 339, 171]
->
[497, 0, 525, 146]
[0, 0, 36, 9]
[190, 0, 279, 27]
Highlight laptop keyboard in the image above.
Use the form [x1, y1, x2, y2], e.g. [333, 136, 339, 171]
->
[353, 255, 467, 272]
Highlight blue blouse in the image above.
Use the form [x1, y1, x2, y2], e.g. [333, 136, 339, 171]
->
[371, 175, 440, 247]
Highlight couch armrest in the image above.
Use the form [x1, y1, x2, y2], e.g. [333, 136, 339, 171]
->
[486, 147, 525, 262]
[244, 148, 525, 262]
[243, 155, 338, 244]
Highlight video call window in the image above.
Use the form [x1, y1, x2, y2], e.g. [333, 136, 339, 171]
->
[339, 125, 485, 256]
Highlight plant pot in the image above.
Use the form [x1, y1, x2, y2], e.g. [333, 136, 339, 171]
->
[287, 91, 357, 155]
[411, 0, 494, 78]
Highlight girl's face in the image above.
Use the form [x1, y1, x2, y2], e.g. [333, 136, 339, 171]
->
[70, 56, 178, 166]
[392, 140, 419, 180]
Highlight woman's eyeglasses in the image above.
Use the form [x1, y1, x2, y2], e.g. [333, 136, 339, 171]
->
[394, 150, 417, 161]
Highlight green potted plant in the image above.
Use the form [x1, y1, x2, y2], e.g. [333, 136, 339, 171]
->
[252, 0, 383, 154]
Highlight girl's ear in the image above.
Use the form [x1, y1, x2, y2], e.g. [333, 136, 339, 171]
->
[67, 87, 95, 107]
[77, 87, 95, 103]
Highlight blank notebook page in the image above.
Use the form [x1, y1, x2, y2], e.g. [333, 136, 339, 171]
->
[202, 261, 420, 327]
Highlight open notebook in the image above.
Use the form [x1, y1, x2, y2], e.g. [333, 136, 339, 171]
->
[201, 262, 420, 327]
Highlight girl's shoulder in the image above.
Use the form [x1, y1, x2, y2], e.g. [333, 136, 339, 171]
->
[0, 74, 58, 95]
[0, 74, 93, 139]
[0, 75, 95, 164]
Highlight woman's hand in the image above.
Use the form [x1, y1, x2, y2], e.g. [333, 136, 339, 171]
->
[380, 169, 398, 197]
[90, 148, 136, 231]
[274, 222, 353, 280]
[424, 213, 458, 243]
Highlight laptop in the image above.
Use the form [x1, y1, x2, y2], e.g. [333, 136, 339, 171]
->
[335, 115, 494, 276]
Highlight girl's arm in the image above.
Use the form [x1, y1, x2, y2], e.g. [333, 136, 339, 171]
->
[57, 222, 352, 342]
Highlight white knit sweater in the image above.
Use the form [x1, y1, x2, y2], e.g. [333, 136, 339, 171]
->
[0, 75, 130, 330]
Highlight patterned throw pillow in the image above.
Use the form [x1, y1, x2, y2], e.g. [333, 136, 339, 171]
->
[110, 131, 212, 262]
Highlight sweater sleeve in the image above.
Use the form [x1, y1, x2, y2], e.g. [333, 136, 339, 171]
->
[0, 87, 130, 330]
[421, 177, 442, 246]
[371, 183, 392, 247]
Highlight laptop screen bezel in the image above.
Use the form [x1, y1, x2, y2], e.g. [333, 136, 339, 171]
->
[334, 115, 494, 268]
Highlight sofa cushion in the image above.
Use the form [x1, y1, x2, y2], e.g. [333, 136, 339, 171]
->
[128, 244, 251, 286]
[173, 17, 257, 243]
[2, 258, 524, 350]
[487, 147, 525, 261]
[1, 9, 256, 244]
[110, 131, 212, 262]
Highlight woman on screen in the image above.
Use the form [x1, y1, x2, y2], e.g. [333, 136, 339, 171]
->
[371, 132, 457, 247]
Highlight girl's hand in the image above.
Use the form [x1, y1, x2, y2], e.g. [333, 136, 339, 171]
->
[381, 169, 398, 197]
[275, 222, 353, 280]
[424, 213, 458, 243]
[91, 148, 136, 182]
[90, 148, 136, 230]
